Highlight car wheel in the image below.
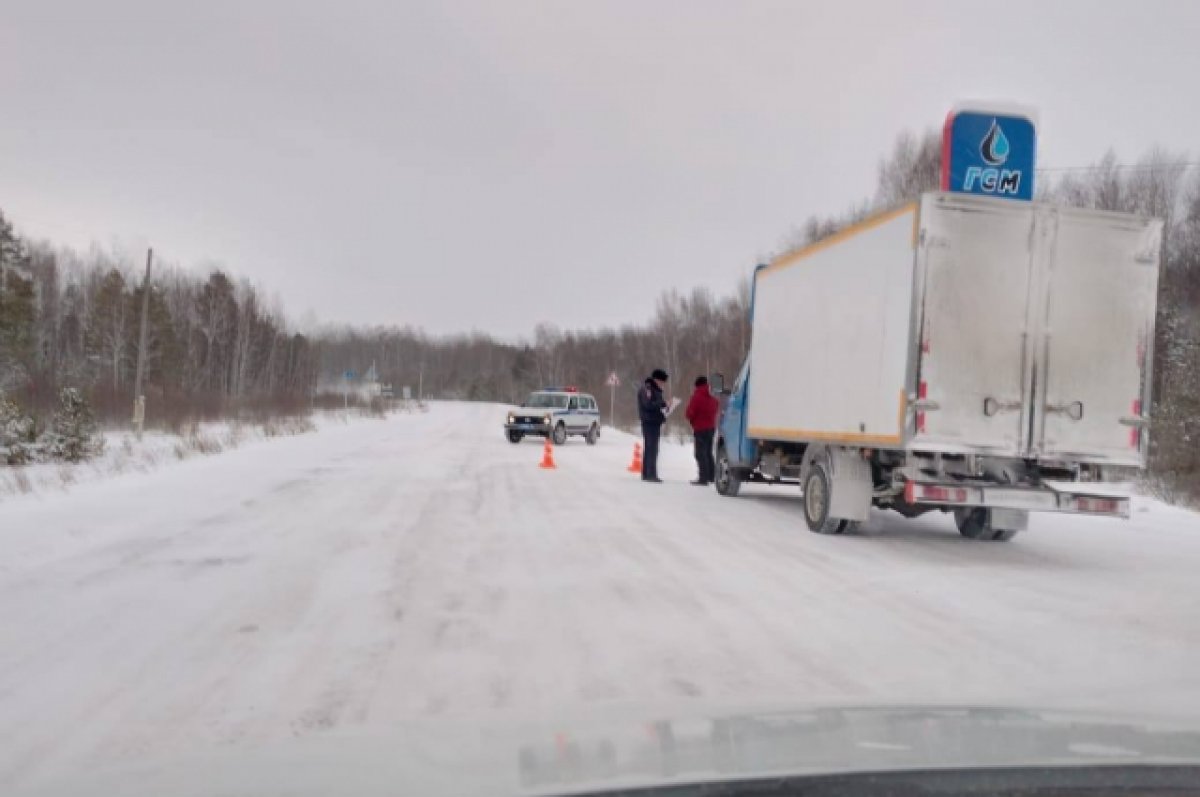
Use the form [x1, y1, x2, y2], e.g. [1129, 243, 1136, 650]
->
[803, 462, 844, 534]
[507, 430, 523, 444]
[552, 423, 567, 446]
[585, 424, 599, 445]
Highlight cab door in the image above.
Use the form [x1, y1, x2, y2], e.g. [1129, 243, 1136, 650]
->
[719, 357, 757, 466]
[583, 396, 601, 429]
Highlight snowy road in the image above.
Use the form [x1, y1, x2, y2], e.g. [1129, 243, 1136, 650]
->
[2, 401, 1200, 794]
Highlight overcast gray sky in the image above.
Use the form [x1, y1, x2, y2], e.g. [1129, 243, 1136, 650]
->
[3, 1, 1198, 338]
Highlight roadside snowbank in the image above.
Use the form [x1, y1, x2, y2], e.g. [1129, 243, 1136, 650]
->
[0, 409, 402, 501]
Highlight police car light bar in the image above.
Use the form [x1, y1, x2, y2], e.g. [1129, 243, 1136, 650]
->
[543, 386, 578, 392]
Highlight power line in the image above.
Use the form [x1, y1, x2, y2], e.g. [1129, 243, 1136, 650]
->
[1036, 162, 1200, 174]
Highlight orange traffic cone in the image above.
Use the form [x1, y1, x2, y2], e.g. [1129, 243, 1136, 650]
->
[627, 442, 643, 474]
[539, 438, 557, 469]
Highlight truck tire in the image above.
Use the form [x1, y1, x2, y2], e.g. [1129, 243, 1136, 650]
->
[715, 444, 742, 497]
[585, 424, 599, 445]
[955, 508, 1020, 541]
[803, 462, 844, 534]
[552, 423, 567, 446]
[507, 430, 523, 444]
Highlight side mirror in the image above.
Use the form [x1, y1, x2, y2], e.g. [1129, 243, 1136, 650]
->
[710, 373, 726, 395]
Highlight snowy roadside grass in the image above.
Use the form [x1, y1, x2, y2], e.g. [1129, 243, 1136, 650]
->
[1137, 471, 1200, 512]
[0, 419, 309, 500]
[0, 405, 418, 501]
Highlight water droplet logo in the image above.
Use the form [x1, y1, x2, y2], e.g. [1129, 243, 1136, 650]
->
[980, 120, 1010, 166]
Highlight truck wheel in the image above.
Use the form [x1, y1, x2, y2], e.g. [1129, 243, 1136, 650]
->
[715, 445, 742, 497]
[507, 430, 523, 444]
[552, 423, 567, 446]
[803, 463, 844, 534]
[955, 508, 1020, 541]
[585, 424, 599, 445]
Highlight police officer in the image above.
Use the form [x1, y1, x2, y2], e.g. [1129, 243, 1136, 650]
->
[638, 368, 669, 482]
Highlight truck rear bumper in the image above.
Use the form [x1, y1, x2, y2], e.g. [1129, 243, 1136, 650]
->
[903, 479, 1130, 519]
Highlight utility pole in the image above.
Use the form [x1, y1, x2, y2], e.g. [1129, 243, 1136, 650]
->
[418, 362, 424, 402]
[132, 248, 153, 440]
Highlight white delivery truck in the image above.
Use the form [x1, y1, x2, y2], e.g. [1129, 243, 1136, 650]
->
[713, 192, 1162, 540]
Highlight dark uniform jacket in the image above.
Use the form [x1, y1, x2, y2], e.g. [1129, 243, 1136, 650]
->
[638, 378, 667, 426]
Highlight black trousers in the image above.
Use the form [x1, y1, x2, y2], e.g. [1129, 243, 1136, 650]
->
[693, 428, 715, 483]
[641, 422, 661, 479]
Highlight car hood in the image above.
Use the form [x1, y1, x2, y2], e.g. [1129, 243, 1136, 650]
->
[18, 705, 1200, 797]
[509, 408, 552, 417]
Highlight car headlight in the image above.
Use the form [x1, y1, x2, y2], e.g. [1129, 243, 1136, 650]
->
[543, 414, 551, 424]
[507, 414, 515, 424]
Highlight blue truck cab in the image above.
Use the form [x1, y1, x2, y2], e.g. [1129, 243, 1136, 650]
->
[715, 357, 756, 485]
[712, 264, 765, 496]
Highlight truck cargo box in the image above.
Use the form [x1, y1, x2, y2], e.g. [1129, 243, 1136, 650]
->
[746, 192, 1162, 468]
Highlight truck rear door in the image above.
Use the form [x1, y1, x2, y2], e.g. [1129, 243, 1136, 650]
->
[912, 194, 1162, 466]
[1031, 206, 1162, 467]
[912, 194, 1035, 456]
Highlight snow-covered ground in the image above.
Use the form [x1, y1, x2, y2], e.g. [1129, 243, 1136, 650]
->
[2, 401, 1199, 795]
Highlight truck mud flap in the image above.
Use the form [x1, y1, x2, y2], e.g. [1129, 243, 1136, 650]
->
[827, 449, 873, 522]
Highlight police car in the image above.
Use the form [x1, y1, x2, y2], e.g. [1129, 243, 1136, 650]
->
[505, 387, 601, 446]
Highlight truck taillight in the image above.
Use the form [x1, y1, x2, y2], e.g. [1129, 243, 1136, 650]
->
[906, 482, 968, 504]
[1072, 496, 1124, 515]
[916, 381, 928, 433]
[930, 485, 967, 503]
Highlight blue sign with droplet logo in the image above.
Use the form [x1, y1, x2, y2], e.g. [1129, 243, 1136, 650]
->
[942, 110, 1036, 201]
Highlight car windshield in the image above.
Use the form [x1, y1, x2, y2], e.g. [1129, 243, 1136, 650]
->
[4, 3, 1200, 797]
[524, 393, 568, 409]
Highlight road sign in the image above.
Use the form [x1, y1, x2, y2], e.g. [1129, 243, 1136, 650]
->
[344, 370, 356, 380]
[605, 372, 620, 387]
[402, 386, 412, 400]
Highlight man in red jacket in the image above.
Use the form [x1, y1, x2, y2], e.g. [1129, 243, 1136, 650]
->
[684, 375, 719, 486]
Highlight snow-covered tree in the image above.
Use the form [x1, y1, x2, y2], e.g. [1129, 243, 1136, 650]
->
[85, 268, 132, 395]
[0, 392, 37, 465]
[0, 210, 35, 392]
[48, 387, 103, 462]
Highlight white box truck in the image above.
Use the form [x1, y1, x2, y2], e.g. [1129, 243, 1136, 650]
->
[712, 192, 1162, 540]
